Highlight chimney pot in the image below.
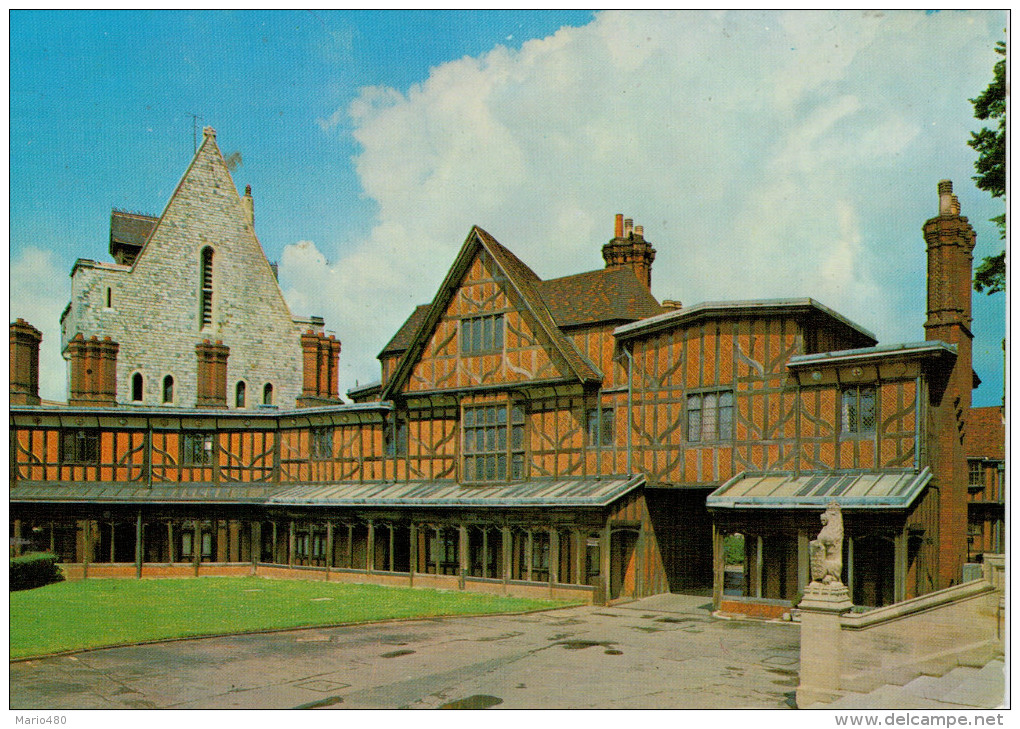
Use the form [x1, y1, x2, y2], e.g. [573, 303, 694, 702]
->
[245, 184, 252, 196]
[938, 179, 954, 215]
[614, 214, 624, 238]
[635, 225, 644, 237]
[624, 218, 633, 237]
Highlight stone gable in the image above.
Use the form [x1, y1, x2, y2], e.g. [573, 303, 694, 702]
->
[61, 128, 321, 408]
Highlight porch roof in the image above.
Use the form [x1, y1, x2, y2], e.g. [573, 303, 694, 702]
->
[9, 482, 278, 505]
[706, 468, 932, 510]
[268, 476, 645, 508]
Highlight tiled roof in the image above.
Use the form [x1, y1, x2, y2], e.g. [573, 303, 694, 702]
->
[110, 210, 158, 249]
[965, 406, 1005, 460]
[707, 468, 932, 510]
[380, 305, 430, 355]
[10, 482, 280, 504]
[537, 267, 664, 328]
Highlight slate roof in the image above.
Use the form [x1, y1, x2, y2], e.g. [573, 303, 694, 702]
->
[10, 482, 279, 505]
[537, 267, 664, 328]
[707, 468, 933, 510]
[964, 406, 1005, 461]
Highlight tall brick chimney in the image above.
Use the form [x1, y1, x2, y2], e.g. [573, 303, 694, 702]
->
[298, 330, 342, 407]
[10, 319, 42, 405]
[67, 333, 119, 406]
[602, 213, 656, 288]
[922, 179, 976, 589]
[195, 340, 230, 408]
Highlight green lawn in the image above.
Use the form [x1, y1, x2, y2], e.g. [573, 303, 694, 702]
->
[10, 577, 577, 659]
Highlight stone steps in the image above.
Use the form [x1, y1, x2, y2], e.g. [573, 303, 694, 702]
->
[810, 659, 1005, 710]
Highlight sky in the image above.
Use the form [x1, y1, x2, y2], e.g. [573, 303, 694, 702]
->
[10, 10, 1008, 407]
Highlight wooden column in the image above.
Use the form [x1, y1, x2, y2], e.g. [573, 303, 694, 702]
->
[481, 529, 489, 579]
[288, 520, 295, 568]
[894, 529, 908, 604]
[168, 522, 176, 563]
[346, 524, 354, 568]
[502, 527, 511, 586]
[458, 524, 468, 589]
[525, 529, 533, 582]
[409, 522, 417, 586]
[135, 511, 143, 578]
[271, 522, 278, 563]
[847, 537, 855, 600]
[549, 529, 559, 586]
[712, 524, 724, 610]
[49, 521, 55, 554]
[797, 531, 809, 591]
[110, 522, 116, 563]
[388, 525, 395, 573]
[228, 520, 240, 562]
[325, 521, 334, 577]
[81, 521, 91, 578]
[755, 535, 764, 599]
[217, 520, 228, 563]
[12, 519, 22, 558]
[366, 520, 375, 573]
[600, 525, 611, 603]
[251, 522, 260, 573]
[192, 523, 200, 576]
[433, 527, 441, 574]
[574, 530, 585, 585]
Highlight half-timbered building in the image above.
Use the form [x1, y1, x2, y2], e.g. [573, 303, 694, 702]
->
[10, 170, 989, 612]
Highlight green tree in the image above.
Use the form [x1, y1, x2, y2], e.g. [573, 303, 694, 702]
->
[969, 39, 1006, 294]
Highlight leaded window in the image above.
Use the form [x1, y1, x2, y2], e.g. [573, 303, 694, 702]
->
[586, 407, 615, 448]
[460, 314, 504, 355]
[686, 390, 734, 442]
[182, 432, 215, 467]
[311, 426, 334, 460]
[841, 385, 876, 435]
[969, 459, 984, 488]
[61, 429, 99, 465]
[384, 417, 408, 456]
[462, 402, 525, 482]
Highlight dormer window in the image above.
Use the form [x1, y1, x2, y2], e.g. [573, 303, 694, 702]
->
[841, 385, 876, 435]
[199, 247, 214, 328]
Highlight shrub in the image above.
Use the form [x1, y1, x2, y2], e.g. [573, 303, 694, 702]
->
[10, 552, 64, 591]
[723, 534, 745, 565]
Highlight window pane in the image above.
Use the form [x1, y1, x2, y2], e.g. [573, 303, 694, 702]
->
[495, 406, 506, 425]
[497, 427, 507, 450]
[497, 454, 506, 478]
[494, 315, 504, 350]
[687, 407, 702, 443]
[511, 424, 524, 450]
[511, 454, 524, 479]
[859, 387, 876, 432]
[472, 317, 482, 352]
[482, 315, 492, 349]
[511, 403, 524, 423]
[463, 408, 474, 427]
[702, 401, 717, 441]
[718, 403, 733, 440]
[485, 456, 496, 481]
[602, 410, 615, 446]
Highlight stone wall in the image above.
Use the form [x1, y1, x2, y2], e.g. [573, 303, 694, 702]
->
[61, 128, 321, 409]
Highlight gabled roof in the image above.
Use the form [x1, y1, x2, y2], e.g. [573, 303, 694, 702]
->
[965, 406, 1005, 461]
[537, 267, 664, 328]
[379, 226, 602, 399]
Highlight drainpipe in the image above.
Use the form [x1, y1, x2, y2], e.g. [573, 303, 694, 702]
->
[622, 347, 634, 475]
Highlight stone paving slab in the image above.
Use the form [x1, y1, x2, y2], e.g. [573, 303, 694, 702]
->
[10, 595, 799, 710]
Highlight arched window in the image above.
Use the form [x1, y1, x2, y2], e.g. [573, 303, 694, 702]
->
[263, 383, 274, 406]
[199, 247, 214, 327]
[162, 375, 174, 404]
[131, 373, 144, 402]
[106, 287, 112, 308]
[235, 381, 246, 408]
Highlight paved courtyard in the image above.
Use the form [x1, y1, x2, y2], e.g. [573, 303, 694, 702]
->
[10, 593, 800, 710]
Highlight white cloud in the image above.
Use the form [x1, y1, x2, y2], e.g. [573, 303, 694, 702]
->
[10, 247, 70, 401]
[283, 9, 1005, 392]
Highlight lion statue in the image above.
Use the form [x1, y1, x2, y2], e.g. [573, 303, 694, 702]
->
[809, 501, 844, 585]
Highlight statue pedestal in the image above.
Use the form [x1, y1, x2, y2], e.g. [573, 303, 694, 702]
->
[796, 582, 853, 707]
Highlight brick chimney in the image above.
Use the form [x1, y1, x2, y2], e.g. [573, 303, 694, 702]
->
[10, 319, 42, 405]
[195, 340, 230, 408]
[67, 333, 119, 406]
[922, 179, 976, 589]
[298, 330, 342, 407]
[602, 213, 656, 288]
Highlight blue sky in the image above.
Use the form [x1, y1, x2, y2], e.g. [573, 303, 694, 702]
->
[10, 10, 1007, 406]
